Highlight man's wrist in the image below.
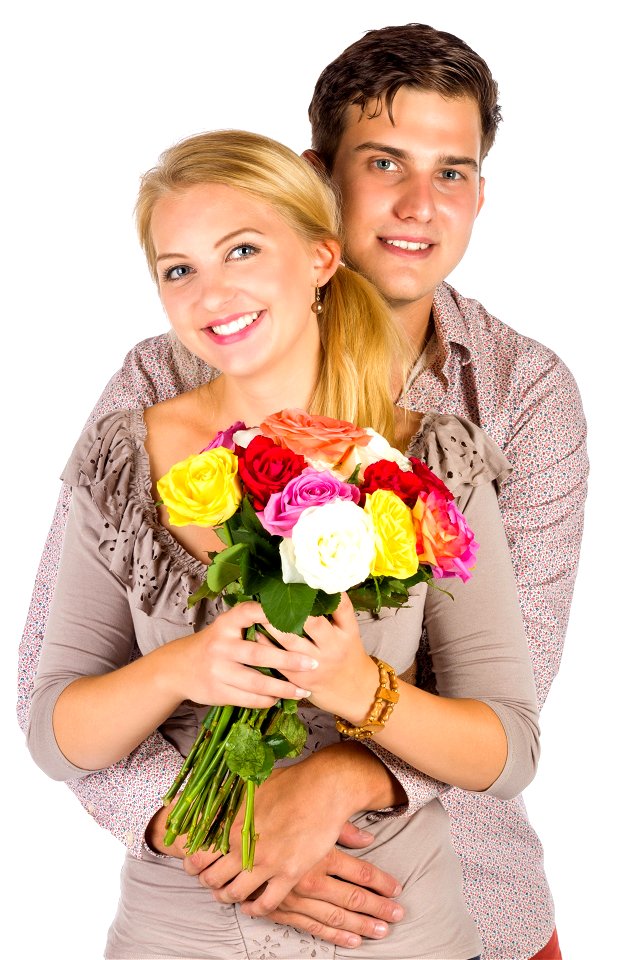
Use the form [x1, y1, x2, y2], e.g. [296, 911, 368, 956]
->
[310, 741, 406, 815]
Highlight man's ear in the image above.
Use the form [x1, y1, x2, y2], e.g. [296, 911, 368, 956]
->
[301, 149, 328, 175]
[476, 176, 486, 217]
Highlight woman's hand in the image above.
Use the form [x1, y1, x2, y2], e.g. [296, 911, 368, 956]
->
[163, 600, 318, 708]
[259, 594, 380, 723]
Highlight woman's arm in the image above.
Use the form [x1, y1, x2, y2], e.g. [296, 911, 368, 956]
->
[30, 486, 317, 776]
[275, 480, 540, 799]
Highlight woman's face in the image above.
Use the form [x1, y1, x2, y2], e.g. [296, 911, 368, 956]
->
[151, 182, 334, 386]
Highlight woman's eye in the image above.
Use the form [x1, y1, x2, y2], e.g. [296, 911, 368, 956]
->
[163, 264, 192, 282]
[227, 243, 259, 261]
[373, 158, 398, 172]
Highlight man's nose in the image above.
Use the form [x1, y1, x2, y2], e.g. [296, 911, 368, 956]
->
[393, 174, 436, 222]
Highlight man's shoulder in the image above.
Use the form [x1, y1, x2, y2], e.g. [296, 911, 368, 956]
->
[90, 333, 211, 422]
[440, 282, 559, 366]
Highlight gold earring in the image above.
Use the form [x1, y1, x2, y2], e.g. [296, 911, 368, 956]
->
[311, 285, 323, 314]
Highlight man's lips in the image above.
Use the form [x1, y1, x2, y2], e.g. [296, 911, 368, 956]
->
[379, 237, 435, 253]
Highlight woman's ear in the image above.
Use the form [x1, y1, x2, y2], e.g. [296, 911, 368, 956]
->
[313, 237, 341, 286]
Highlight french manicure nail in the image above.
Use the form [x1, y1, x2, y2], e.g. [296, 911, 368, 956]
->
[300, 657, 319, 669]
[295, 688, 312, 698]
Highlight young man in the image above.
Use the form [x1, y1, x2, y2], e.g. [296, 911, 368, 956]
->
[18, 23, 585, 960]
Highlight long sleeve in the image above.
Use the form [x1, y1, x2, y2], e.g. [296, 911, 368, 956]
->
[367, 412, 539, 812]
[498, 350, 588, 707]
[17, 334, 209, 856]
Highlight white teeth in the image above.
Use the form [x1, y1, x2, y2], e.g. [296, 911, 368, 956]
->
[211, 311, 260, 336]
[384, 239, 430, 251]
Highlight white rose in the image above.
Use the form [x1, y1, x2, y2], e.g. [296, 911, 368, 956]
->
[232, 427, 263, 449]
[279, 499, 376, 594]
[330, 429, 411, 479]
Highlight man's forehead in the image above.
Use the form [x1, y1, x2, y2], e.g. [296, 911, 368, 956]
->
[336, 89, 483, 157]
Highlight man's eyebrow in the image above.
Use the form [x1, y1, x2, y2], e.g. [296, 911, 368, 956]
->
[156, 228, 265, 262]
[353, 141, 410, 161]
[438, 154, 479, 172]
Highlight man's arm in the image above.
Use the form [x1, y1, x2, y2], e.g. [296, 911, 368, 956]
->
[499, 348, 588, 708]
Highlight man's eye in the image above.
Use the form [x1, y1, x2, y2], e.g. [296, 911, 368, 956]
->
[227, 243, 259, 261]
[441, 169, 463, 180]
[163, 264, 192, 281]
[373, 158, 398, 172]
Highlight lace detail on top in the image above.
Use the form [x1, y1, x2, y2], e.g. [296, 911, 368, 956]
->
[60, 408, 219, 626]
[407, 411, 512, 495]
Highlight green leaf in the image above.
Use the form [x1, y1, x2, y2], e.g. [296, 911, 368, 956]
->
[310, 590, 341, 617]
[346, 463, 362, 485]
[281, 698, 299, 714]
[258, 577, 317, 634]
[225, 723, 275, 784]
[272, 711, 307, 757]
[262, 733, 294, 759]
[241, 497, 271, 537]
[187, 580, 215, 609]
[266, 710, 308, 758]
[401, 568, 430, 588]
[347, 583, 381, 611]
[206, 543, 249, 594]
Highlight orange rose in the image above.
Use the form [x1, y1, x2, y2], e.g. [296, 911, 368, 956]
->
[260, 408, 371, 466]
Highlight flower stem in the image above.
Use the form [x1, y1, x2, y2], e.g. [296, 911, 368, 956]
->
[241, 780, 256, 870]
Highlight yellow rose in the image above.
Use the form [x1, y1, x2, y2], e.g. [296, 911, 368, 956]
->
[157, 448, 242, 527]
[364, 489, 420, 579]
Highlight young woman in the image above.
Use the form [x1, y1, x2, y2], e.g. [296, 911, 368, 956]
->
[27, 130, 539, 960]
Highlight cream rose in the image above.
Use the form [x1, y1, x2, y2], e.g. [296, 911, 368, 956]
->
[279, 499, 376, 594]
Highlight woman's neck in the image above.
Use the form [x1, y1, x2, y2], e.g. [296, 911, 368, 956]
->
[208, 372, 314, 429]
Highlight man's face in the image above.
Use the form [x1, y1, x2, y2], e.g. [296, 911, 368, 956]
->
[329, 87, 485, 329]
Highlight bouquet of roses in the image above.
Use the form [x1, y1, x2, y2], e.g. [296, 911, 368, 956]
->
[157, 409, 477, 868]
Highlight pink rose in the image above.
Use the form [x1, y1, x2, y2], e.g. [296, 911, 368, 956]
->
[258, 468, 360, 537]
[200, 421, 247, 453]
[412, 491, 478, 582]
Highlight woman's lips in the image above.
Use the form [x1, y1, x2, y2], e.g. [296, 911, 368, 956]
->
[203, 309, 265, 344]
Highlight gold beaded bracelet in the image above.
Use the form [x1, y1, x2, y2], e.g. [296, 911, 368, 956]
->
[335, 656, 399, 740]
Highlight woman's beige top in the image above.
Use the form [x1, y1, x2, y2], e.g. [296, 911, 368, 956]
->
[28, 409, 539, 960]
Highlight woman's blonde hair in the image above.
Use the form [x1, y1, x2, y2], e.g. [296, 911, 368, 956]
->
[136, 130, 408, 443]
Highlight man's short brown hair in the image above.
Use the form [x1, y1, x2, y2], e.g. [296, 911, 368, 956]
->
[309, 23, 502, 168]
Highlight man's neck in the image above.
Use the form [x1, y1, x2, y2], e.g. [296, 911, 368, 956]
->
[390, 295, 435, 358]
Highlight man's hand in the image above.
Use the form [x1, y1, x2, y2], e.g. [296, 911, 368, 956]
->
[146, 745, 405, 948]
[256, 823, 404, 950]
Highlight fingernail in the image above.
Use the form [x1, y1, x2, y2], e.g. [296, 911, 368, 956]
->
[373, 923, 388, 937]
[295, 688, 312, 698]
[300, 657, 319, 670]
[391, 906, 404, 921]
[392, 883, 403, 896]
[346, 935, 361, 948]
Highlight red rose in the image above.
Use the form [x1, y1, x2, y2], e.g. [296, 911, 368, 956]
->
[238, 436, 306, 510]
[409, 457, 454, 501]
[359, 460, 423, 507]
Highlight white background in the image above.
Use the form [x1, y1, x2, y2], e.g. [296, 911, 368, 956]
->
[2, 2, 637, 957]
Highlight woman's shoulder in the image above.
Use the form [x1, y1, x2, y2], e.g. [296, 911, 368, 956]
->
[61, 407, 210, 623]
[406, 410, 512, 496]
[61, 408, 144, 491]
